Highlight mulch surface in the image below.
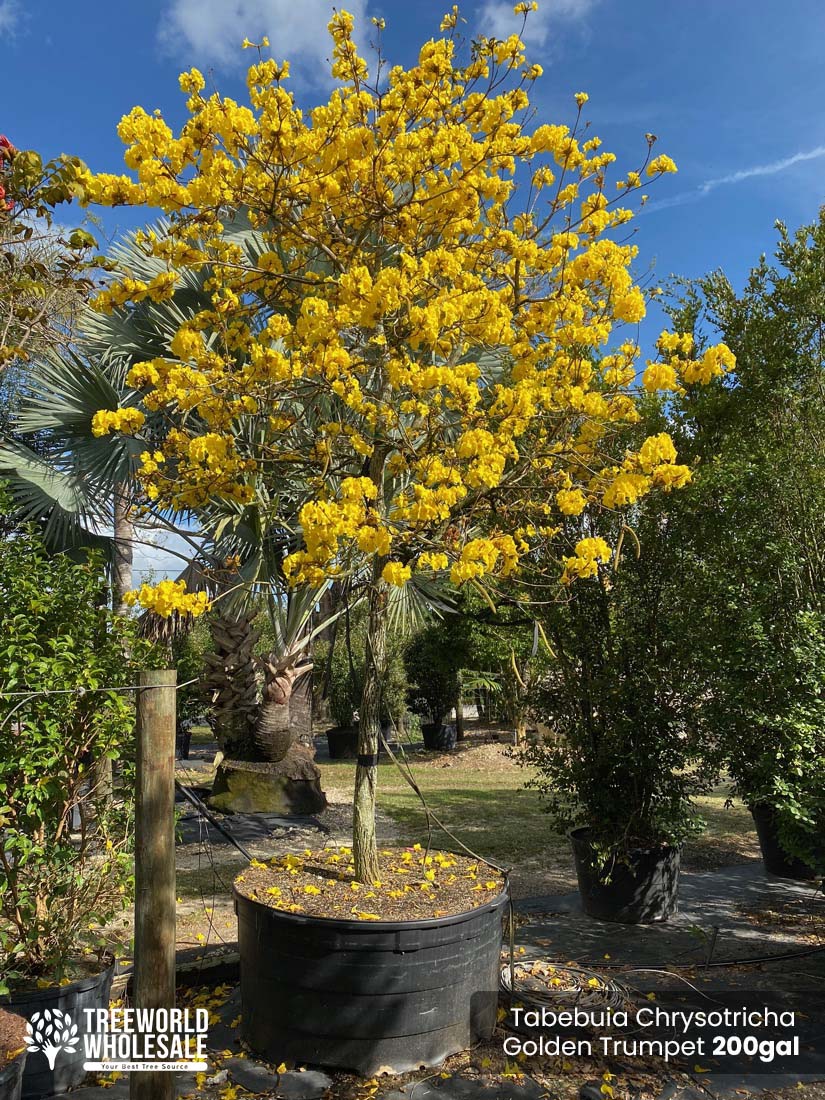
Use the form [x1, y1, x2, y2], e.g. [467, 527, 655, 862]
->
[234, 845, 506, 922]
[0, 1007, 26, 1068]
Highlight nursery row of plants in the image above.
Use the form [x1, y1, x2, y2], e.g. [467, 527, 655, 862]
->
[0, 6, 823, 1092]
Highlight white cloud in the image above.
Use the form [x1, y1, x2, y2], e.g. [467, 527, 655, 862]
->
[0, 0, 21, 36]
[158, 0, 370, 85]
[645, 143, 825, 214]
[132, 528, 200, 583]
[479, 0, 599, 46]
[697, 144, 825, 196]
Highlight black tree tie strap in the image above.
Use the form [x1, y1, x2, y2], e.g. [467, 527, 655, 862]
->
[357, 753, 380, 768]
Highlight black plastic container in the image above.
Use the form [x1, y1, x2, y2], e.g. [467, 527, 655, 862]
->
[422, 724, 457, 752]
[750, 804, 819, 881]
[570, 827, 681, 924]
[326, 727, 359, 760]
[0, 1050, 26, 1100]
[234, 885, 508, 1075]
[0, 1008, 27, 1100]
[1, 960, 114, 1099]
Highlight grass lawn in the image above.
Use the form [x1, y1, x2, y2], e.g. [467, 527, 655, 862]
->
[316, 728, 761, 898]
[160, 722, 762, 944]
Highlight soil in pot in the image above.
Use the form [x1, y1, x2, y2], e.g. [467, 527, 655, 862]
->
[233, 848, 508, 1075]
[0, 1009, 27, 1100]
[570, 827, 681, 924]
[750, 804, 820, 881]
[1, 957, 114, 1099]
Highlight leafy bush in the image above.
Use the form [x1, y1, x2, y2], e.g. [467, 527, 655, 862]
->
[0, 528, 151, 990]
[404, 625, 461, 728]
[521, 502, 713, 857]
[662, 217, 825, 874]
[170, 616, 213, 725]
[325, 606, 409, 730]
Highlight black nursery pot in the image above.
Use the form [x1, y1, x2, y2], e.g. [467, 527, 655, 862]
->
[0, 1049, 26, 1100]
[234, 885, 509, 1076]
[750, 803, 819, 881]
[1, 960, 114, 1099]
[0, 1008, 27, 1100]
[570, 827, 681, 924]
[326, 727, 360, 760]
[422, 724, 457, 752]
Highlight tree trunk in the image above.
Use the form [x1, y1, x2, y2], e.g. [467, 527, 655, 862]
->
[290, 664, 315, 749]
[205, 611, 261, 759]
[111, 482, 134, 615]
[455, 669, 465, 742]
[254, 659, 312, 762]
[94, 482, 134, 808]
[353, 569, 388, 884]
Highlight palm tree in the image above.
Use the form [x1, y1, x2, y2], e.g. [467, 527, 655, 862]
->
[0, 348, 149, 609]
[2, 216, 341, 762]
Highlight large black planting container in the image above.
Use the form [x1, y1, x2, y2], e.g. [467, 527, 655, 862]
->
[1, 961, 113, 1099]
[0, 1049, 26, 1100]
[570, 827, 681, 924]
[750, 804, 819, 881]
[326, 728, 360, 760]
[234, 886, 508, 1075]
[422, 724, 457, 752]
[0, 1008, 27, 1100]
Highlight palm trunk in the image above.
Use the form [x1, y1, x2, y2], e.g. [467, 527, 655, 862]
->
[206, 611, 261, 759]
[255, 660, 311, 761]
[94, 483, 133, 808]
[353, 566, 388, 884]
[111, 482, 134, 615]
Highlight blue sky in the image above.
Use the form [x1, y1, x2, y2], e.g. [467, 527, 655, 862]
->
[4, 0, 825, 574]
[5, 0, 825, 301]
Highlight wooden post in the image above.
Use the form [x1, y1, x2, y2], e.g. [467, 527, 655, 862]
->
[132, 669, 177, 1100]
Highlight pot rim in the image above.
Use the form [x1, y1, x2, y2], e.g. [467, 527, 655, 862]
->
[568, 825, 682, 856]
[234, 883, 510, 932]
[0, 953, 114, 1006]
[0, 1044, 27, 1072]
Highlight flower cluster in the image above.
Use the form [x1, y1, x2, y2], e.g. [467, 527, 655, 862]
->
[642, 331, 735, 394]
[561, 537, 613, 583]
[123, 579, 210, 617]
[91, 407, 146, 437]
[77, 7, 734, 613]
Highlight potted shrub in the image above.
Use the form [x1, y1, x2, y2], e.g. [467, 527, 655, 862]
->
[712, 621, 825, 882]
[0, 1009, 26, 1100]
[660, 227, 825, 884]
[326, 605, 410, 760]
[0, 531, 148, 1097]
[81, 2, 731, 1072]
[522, 510, 713, 924]
[405, 623, 469, 751]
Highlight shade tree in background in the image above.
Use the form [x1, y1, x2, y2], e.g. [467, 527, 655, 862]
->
[0, 136, 97, 369]
[662, 215, 825, 874]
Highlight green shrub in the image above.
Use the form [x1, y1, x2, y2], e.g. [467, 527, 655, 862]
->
[0, 529, 152, 990]
[325, 606, 409, 730]
[521, 497, 713, 857]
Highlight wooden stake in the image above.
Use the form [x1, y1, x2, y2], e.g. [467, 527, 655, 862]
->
[132, 669, 177, 1100]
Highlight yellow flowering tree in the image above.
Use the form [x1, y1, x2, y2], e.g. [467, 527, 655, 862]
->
[78, 6, 732, 882]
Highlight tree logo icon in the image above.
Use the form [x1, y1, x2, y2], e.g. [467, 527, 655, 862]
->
[24, 1008, 80, 1070]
